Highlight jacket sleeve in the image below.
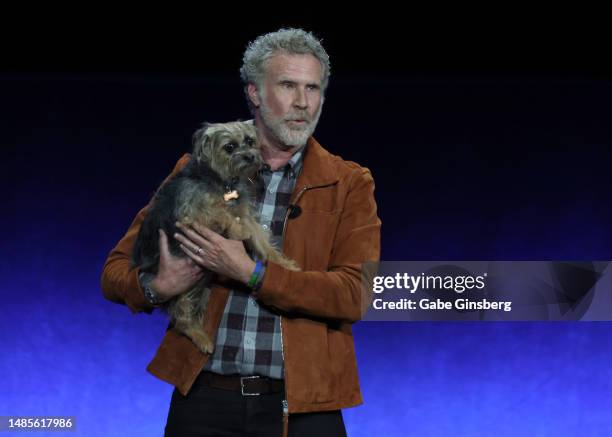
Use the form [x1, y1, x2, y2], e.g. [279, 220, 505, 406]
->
[255, 167, 381, 323]
[100, 154, 191, 314]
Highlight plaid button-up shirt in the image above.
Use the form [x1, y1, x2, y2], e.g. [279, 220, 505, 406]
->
[203, 148, 304, 379]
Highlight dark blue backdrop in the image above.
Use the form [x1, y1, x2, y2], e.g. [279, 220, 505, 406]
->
[2, 74, 611, 436]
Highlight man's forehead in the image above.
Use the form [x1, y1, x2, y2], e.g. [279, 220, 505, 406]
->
[264, 52, 322, 83]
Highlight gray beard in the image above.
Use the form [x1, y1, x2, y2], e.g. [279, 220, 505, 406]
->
[259, 101, 323, 148]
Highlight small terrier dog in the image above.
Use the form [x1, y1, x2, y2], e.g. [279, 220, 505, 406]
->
[131, 121, 299, 353]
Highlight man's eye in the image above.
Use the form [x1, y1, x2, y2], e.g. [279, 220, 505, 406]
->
[224, 143, 236, 153]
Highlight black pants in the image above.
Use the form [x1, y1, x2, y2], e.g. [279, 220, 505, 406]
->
[164, 384, 347, 437]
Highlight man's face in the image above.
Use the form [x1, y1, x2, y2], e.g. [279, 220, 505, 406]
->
[251, 52, 323, 148]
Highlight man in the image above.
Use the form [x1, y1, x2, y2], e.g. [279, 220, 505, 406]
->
[101, 28, 381, 436]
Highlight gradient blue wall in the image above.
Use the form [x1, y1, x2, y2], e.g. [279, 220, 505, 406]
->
[2, 76, 611, 436]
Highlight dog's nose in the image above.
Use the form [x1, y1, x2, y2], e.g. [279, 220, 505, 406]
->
[243, 154, 255, 163]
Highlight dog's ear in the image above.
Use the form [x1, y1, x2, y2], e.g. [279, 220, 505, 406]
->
[246, 123, 259, 144]
[192, 123, 212, 163]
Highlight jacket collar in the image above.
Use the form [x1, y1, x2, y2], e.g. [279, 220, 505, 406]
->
[294, 137, 340, 191]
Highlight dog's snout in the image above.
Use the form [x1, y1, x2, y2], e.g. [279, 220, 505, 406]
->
[243, 153, 255, 163]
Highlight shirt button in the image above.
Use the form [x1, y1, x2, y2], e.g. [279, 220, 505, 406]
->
[268, 188, 274, 194]
[262, 224, 268, 230]
[245, 338, 254, 346]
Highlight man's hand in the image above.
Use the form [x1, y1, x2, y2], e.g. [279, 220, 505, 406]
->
[150, 229, 204, 301]
[174, 222, 256, 285]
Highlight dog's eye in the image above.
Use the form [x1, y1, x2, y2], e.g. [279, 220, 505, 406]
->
[244, 136, 255, 147]
[223, 143, 237, 153]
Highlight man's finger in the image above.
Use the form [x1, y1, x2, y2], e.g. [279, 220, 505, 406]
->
[158, 229, 170, 262]
[174, 231, 211, 254]
[180, 244, 206, 266]
[189, 222, 223, 243]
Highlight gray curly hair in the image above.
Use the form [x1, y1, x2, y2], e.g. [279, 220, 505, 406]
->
[240, 28, 331, 114]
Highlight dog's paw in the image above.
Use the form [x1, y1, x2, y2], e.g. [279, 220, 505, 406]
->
[190, 332, 215, 355]
[196, 338, 215, 355]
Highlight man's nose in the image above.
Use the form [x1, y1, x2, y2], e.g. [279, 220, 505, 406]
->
[293, 88, 308, 109]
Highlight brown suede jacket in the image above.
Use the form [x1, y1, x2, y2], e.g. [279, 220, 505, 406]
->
[100, 137, 381, 413]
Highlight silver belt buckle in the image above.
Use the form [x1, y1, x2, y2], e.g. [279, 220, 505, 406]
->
[241, 375, 261, 396]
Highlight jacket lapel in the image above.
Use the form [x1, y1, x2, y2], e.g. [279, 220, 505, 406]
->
[291, 137, 340, 202]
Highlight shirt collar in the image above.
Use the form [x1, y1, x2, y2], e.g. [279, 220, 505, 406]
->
[261, 146, 305, 179]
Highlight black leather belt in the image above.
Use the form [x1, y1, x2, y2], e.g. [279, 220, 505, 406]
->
[195, 371, 285, 396]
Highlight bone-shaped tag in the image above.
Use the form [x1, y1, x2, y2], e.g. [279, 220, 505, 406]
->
[224, 190, 239, 202]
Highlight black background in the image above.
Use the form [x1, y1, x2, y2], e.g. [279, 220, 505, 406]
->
[3, 8, 611, 260]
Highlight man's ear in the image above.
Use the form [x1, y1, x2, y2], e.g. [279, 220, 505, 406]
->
[247, 83, 261, 108]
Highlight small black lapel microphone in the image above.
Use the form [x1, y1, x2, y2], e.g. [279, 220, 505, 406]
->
[288, 205, 302, 219]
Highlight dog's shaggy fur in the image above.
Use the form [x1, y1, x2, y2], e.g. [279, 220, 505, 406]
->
[131, 121, 299, 353]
